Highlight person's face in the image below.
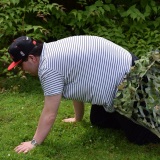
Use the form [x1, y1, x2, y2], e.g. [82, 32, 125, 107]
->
[20, 55, 39, 76]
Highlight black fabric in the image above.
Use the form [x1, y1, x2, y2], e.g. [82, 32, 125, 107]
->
[115, 111, 160, 145]
[90, 105, 160, 145]
[90, 105, 121, 129]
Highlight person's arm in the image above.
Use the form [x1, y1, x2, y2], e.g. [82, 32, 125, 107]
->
[63, 100, 84, 122]
[14, 94, 62, 154]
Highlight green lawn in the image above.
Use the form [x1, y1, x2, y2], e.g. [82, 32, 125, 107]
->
[0, 76, 160, 160]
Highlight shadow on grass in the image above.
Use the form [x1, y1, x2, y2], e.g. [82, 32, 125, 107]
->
[0, 74, 43, 94]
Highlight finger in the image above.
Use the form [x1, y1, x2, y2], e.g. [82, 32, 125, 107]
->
[14, 144, 23, 150]
[17, 148, 25, 154]
[24, 149, 29, 154]
[15, 147, 23, 153]
[14, 145, 21, 152]
[15, 145, 26, 153]
[17, 147, 28, 154]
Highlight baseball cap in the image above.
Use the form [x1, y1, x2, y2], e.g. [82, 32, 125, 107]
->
[8, 36, 36, 70]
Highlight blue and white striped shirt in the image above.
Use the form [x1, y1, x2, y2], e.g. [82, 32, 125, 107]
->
[38, 35, 132, 112]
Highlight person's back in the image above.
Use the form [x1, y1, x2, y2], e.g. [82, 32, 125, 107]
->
[39, 35, 132, 112]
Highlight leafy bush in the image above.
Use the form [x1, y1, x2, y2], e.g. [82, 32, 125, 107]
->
[67, 0, 160, 56]
[0, 0, 70, 77]
[0, 0, 160, 78]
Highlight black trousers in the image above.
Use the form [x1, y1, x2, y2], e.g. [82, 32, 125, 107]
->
[90, 105, 160, 145]
[90, 53, 160, 145]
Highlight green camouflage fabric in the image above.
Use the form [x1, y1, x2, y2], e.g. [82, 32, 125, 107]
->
[114, 50, 160, 138]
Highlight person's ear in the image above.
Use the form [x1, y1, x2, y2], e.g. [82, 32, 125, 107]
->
[28, 55, 38, 63]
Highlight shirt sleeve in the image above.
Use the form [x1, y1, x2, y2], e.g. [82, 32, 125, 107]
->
[39, 69, 64, 96]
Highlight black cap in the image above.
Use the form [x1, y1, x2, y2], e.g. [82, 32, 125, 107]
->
[8, 36, 36, 70]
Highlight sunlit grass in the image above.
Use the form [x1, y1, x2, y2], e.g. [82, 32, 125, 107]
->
[0, 76, 160, 160]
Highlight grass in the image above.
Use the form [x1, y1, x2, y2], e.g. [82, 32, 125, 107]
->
[0, 76, 160, 160]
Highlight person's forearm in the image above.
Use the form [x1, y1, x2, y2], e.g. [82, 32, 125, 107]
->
[14, 95, 61, 154]
[73, 100, 84, 121]
[33, 94, 61, 144]
[33, 108, 57, 144]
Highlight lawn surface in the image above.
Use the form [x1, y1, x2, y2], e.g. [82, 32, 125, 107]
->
[0, 76, 160, 160]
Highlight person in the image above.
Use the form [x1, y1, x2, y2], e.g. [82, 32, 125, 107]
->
[7, 35, 160, 154]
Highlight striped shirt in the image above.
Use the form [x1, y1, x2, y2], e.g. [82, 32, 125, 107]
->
[38, 35, 132, 112]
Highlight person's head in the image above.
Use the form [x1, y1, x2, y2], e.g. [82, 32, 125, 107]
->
[8, 36, 43, 76]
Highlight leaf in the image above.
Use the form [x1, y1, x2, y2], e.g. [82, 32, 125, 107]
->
[99, 7, 105, 15]
[153, 17, 160, 28]
[70, 9, 77, 17]
[105, 0, 111, 3]
[8, 21, 12, 28]
[144, 4, 151, 17]
[77, 13, 82, 21]
[109, 4, 115, 11]
[103, 5, 110, 12]
[150, 0, 157, 13]
[0, 18, 4, 24]
[128, 5, 145, 21]
[140, 0, 148, 8]
[95, 0, 103, 7]
[10, 0, 20, 5]
[88, 5, 97, 12]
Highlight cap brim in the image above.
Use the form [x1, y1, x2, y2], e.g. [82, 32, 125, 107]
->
[8, 60, 22, 70]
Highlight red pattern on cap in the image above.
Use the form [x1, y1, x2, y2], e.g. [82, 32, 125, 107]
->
[33, 41, 36, 45]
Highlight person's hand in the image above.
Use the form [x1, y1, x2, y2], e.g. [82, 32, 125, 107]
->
[14, 141, 35, 154]
[62, 117, 76, 123]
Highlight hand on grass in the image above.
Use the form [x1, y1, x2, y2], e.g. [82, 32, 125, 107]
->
[62, 117, 76, 123]
[14, 141, 35, 154]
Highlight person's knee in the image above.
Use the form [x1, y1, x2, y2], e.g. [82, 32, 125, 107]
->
[90, 105, 104, 126]
[90, 105, 121, 129]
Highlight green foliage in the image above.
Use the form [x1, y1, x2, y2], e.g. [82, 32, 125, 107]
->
[0, 0, 68, 46]
[0, 0, 160, 78]
[70, 0, 160, 56]
[0, 0, 70, 77]
[114, 49, 160, 138]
